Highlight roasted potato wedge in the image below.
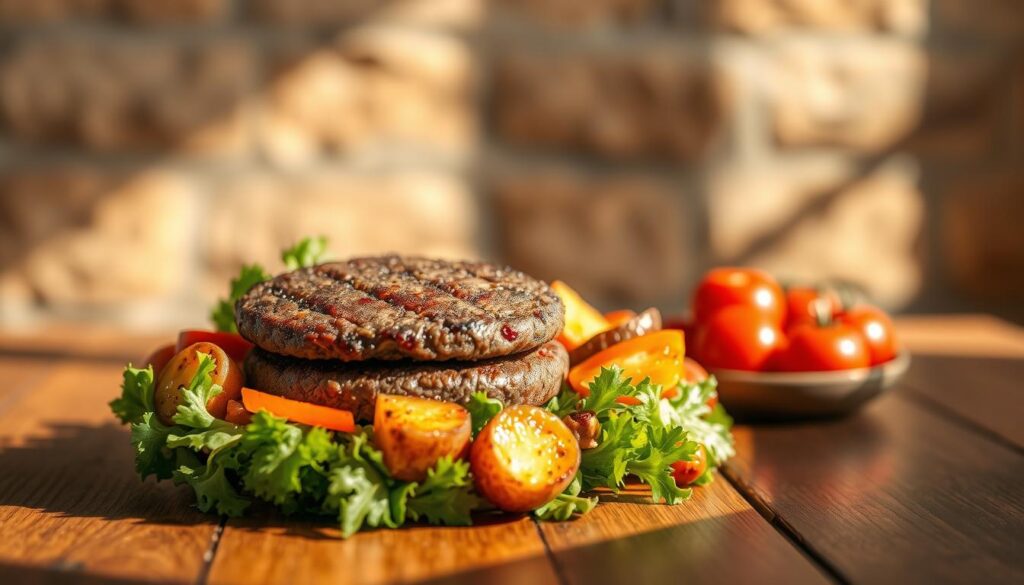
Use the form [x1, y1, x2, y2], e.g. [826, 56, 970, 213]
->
[470, 405, 580, 512]
[154, 342, 243, 426]
[374, 394, 472, 482]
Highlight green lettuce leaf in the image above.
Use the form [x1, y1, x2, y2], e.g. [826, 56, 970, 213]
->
[534, 474, 596, 521]
[211, 264, 271, 333]
[406, 457, 480, 526]
[664, 376, 735, 466]
[129, 412, 176, 481]
[282, 235, 329, 270]
[466, 392, 503, 436]
[110, 364, 155, 425]
[238, 412, 334, 508]
[170, 352, 223, 429]
[326, 430, 398, 538]
[173, 449, 250, 517]
[625, 424, 696, 505]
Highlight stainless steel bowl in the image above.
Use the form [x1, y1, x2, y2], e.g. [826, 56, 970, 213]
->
[712, 351, 911, 421]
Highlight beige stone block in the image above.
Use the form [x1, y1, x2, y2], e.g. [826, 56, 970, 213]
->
[770, 39, 926, 151]
[248, 0, 482, 28]
[0, 167, 198, 306]
[492, 0, 659, 28]
[257, 27, 476, 166]
[495, 49, 728, 162]
[493, 170, 690, 308]
[711, 0, 927, 35]
[0, 38, 254, 156]
[202, 171, 479, 299]
[0, 0, 228, 24]
[708, 158, 925, 308]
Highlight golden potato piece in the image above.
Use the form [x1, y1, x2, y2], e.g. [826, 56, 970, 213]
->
[470, 405, 581, 512]
[374, 394, 472, 482]
[154, 342, 243, 426]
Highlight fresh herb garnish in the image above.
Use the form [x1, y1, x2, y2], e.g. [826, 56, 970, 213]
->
[210, 237, 328, 333]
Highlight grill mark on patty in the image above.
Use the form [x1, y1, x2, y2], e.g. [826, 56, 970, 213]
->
[383, 260, 502, 323]
[265, 284, 365, 331]
[236, 256, 564, 361]
[313, 264, 431, 324]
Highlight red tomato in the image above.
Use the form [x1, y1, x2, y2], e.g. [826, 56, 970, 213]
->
[693, 268, 786, 327]
[671, 444, 708, 487]
[785, 286, 839, 330]
[142, 343, 176, 378]
[838, 305, 898, 365]
[176, 330, 253, 364]
[683, 357, 709, 383]
[775, 322, 870, 372]
[693, 305, 785, 371]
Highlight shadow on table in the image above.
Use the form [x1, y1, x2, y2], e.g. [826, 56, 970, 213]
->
[0, 422, 213, 526]
[0, 561, 164, 585]
[0, 421, 538, 540]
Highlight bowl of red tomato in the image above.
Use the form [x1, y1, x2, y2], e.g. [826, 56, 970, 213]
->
[681, 268, 910, 420]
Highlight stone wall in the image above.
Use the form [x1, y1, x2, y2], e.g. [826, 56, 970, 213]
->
[0, 0, 1021, 329]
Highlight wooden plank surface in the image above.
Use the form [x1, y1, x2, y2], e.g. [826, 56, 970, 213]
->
[724, 390, 1024, 585]
[902, 354, 1024, 449]
[0, 360, 217, 585]
[0, 315, 1021, 585]
[210, 515, 559, 585]
[897, 315, 1024, 449]
[539, 478, 830, 585]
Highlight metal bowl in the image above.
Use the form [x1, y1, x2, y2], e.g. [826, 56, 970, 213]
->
[712, 351, 911, 421]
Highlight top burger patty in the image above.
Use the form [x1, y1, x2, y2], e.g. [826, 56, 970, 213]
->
[236, 255, 564, 361]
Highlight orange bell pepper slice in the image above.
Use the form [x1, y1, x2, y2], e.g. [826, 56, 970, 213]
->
[603, 310, 636, 328]
[568, 330, 685, 396]
[551, 281, 612, 351]
[241, 387, 355, 433]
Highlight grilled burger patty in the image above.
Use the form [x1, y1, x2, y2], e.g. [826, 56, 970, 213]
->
[236, 255, 564, 362]
[244, 341, 569, 421]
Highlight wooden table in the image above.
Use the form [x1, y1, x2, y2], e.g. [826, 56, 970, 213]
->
[0, 316, 1021, 585]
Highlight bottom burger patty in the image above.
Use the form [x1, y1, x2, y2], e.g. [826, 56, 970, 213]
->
[244, 341, 569, 422]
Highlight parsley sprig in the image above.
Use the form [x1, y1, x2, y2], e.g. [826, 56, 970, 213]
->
[210, 236, 329, 333]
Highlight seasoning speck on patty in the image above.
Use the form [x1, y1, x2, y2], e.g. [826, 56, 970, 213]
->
[236, 255, 564, 362]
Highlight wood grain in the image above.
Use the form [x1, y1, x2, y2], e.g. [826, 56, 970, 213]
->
[897, 314, 1024, 448]
[539, 477, 831, 585]
[209, 514, 559, 585]
[0, 325, 174, 364]
[0, 356, 54, 412]
[725, 391, 1024, 585]
[901, 354, 1024, 449]
[0, 361, 216, 585]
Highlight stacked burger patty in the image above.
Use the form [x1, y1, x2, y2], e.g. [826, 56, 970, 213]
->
[235, 255, 568, 421]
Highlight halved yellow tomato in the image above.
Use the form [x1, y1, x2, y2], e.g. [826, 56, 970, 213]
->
[568, 330, 685, 396]
[551, 281, 611, 351]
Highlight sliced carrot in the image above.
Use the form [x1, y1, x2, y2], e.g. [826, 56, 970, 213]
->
[615, 395, 644, 406]
[568, 330, 685, 396]
[241, 387, 355, 433]
[551, 280, 611, 351]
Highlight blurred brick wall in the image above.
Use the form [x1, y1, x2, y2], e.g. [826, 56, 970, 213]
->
[0, 0, 1022, 329]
